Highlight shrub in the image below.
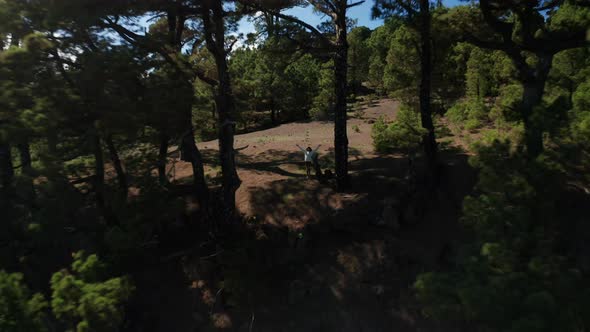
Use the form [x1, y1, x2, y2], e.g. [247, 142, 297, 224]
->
[50, 252, 134, 332]
[464, 117, 481, 131]
[434, 115, 452, 138]
[446, 99, 488, 130]
[495, 84, 524, 122]
[415, 142, 590, 331]
[371, 106, 426, 153]
[309, 106, 329, 121]
[445, 100, 469, 124]
[0, 271, 48, 332]
[571, 80, 590, 147]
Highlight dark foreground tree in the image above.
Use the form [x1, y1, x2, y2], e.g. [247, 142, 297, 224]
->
[373, 0, 439, 181]
[103, 0, 245, 223]
[458, 0, 589, 157]
[201, 0, 242, 223]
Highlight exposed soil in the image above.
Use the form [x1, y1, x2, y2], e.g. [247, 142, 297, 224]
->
[171, 99, 399, 225]
[132, 99, 477, 332]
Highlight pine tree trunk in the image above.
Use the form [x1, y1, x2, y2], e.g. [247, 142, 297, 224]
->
[91, 128, 117, 226]
[419, 0, 438, 181]
[17, 141, 35, 202]
[167, 10, 210, 206]
[521, 84, 545, 158]
[158, 131, 169, 184]
[203, 1, 241, 224]
[17, 142, 31, 172]
[105, 134, 128, 198]
[92, 131, 105, 211]
[0, 143, 14, 195]
[519, 54, 552, 158]
[334, 14, 350, 191]
[180, 128, 210, 208]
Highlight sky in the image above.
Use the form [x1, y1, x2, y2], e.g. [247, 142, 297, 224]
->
[237, 0, 464, 35]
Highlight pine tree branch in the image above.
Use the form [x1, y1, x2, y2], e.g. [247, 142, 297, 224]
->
[346, 0, 365, 9]
[103, 18, 218, 86]
[239, 1, 336, 47]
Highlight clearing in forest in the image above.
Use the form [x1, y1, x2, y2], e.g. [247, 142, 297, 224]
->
[172, 99, 400, 227]
[141, 98, 476, 332]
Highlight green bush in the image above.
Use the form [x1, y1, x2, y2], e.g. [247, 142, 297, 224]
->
[371, 106, 426, 153]
[310, 60, 335, 121]
[571, 80, 590, 147]
[50, 252, 134, 332]
[445, 100, 469, 124]
[415, 141, 590, 331]
[464, 118, 481, 131]
[495, 84, 524, 122]
[309, 106, 329, 121]
[0, 271, 48, 332]
[446, 99, 488, 130]
[434, 115, 452, 138]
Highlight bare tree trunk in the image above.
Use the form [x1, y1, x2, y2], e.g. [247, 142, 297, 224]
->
[105, 134, 128, 198]
[519, 54, 552, 158]
[522, 85, 545, 158]
[334, 12, 350, 191]
[158, 131, 169, 184]
[17, 142, 31, 172]
[17, 141, 35, 202]
[91, 128, 117, 226]
[270, 107, 276, 126]
[419, 0, 438, 182]
[0, 143, 14, 197]
[167, 9, 210, 210]
[203, 0, 241, 224]
[180, 128, 210, 208]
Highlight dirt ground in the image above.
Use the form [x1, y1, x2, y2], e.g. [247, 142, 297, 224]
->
[171, 99, 399, 224]
[133, 99, 477, 332]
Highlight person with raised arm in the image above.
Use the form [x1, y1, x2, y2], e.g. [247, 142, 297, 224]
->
[296, 144, 321, 178]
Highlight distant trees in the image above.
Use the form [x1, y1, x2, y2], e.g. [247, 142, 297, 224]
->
[244, 0, 365, 191]
[229, 26, 321, 125]
[365, 18, 400, 91]
[348, 26, 372, 92]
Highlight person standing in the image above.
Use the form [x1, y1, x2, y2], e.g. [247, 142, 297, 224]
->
[296, 144, 321, 178]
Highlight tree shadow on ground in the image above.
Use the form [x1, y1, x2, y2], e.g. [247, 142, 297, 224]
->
[236, 149, 307, 178]
[142, 143, 477, 332]
[225, 146, 479, 331]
